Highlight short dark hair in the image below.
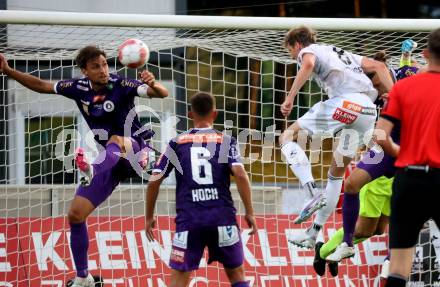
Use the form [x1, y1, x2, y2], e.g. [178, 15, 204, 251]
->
[284, 26, 317, 48]
[372, 51, 389, 63]
[75, 46, 106, 69]
[190, 92, 215, 117]
[428, 28, 440, 60]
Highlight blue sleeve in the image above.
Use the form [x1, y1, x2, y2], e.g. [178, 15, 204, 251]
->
[152, 141, 177, 178]
[54, 79, 78, 99]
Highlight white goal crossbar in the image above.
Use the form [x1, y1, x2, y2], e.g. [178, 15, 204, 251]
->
[0, 10, 439, 31]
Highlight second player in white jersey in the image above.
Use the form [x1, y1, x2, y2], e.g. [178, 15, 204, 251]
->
[278, 26, 394, 250]
[297, 44, 377, 101]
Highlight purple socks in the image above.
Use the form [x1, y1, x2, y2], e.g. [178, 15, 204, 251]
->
[92, 143, 122, 176]
[70, 222, 89, 278]
[342, 193, 360, 246]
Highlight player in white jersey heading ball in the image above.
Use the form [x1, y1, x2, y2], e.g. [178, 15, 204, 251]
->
[279, 26, 394, 249]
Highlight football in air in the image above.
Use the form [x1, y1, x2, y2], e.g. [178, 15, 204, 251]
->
[118, 38, 150, 69]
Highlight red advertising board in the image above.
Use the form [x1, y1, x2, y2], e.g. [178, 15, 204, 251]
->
[0, 215, 388, 287]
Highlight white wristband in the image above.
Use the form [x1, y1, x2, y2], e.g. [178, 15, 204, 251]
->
[137, 84, 150, 98]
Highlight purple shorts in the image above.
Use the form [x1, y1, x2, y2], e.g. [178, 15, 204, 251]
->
[76, 138, 151, 207]
[169, 225, 244, 272]
[356, 148, 396, 180]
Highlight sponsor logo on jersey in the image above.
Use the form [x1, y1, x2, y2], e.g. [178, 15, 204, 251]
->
[172, 231, 188, 249]
[76, 85, 89, 92]
[103, 100, 115, 112]
[342, 101, 376, 116]
[218, 225, 239, 247]
[93, 95, 106, 103]
[121, 79, 140, 88]
[177, 133, 223, 144]
[332, 107, 357, 124]
[342, 101, 363, 113]
[58, 81, 73, 91]
[170, 248, 185, 263]
[361, 107, 376, 116]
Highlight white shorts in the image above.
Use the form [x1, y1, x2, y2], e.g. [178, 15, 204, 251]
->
[297, 94, 377, 157]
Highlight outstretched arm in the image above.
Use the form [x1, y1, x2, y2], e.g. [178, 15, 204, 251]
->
[0, 54, 56, 94]
[400, 39, 419, 68]
[231, 164, 257, 235]
[138, 70, 169, 98]
[281, 53, 315, 117]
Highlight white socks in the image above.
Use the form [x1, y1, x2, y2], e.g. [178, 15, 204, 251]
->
[314, 173, 343, 226]
[281, 141, 314, 186]
[307, 223, 322, 238]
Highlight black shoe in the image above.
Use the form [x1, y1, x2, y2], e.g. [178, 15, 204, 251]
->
[328, 261, 339, 277]
[313, 242, 326, 276]
[92, 275, 104, 287]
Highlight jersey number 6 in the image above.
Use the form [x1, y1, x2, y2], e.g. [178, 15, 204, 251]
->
[190, 147, 214, 185]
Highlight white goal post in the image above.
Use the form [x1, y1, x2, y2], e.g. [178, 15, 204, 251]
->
[0, 10, 439, 287]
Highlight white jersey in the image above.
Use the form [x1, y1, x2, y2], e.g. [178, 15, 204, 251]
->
[298, 44, 378, 101]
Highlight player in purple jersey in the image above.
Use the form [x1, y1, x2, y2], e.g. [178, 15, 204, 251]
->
[326, 54, 420, 262]
[0, 46, 168, 286]
[145, 92, 257, 287]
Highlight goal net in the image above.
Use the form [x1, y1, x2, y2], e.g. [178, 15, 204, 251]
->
[0, 11, 438, 287]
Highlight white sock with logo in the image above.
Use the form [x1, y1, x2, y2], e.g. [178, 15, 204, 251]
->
[314, 173, 344, 226]
[306, 223, 322, 239]
[281, 141, 314, 187]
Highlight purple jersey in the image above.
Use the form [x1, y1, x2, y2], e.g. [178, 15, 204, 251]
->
[55, 74, 149, 146]
[153, 128, 243, 232]
[395, 65, 418, 81]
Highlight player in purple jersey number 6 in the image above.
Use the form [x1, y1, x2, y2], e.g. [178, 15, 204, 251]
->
[145, 92, 257, 287]
[0, 46, 168, 287]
